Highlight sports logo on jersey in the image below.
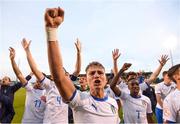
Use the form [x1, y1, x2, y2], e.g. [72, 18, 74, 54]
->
[91, 103, 97, 111]
[107, 90, 110, 95]
[111, 105, 116, 114]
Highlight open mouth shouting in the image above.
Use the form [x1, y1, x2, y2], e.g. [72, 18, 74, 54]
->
[94, 79, 101, 86]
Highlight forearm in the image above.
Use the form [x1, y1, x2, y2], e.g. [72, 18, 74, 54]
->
[47, 29, 76, 101]
[73, 52, 81, 76]
[146, 64, 163, 84]
[110, 69, 124, 96]
[10, 59, 27, 84]
[113, 60, 118, 76]
[159, 101, 163, 108]
[25, 49, 44, 81]
[156, 94, 163, 108]
[110, 69, 124, 88]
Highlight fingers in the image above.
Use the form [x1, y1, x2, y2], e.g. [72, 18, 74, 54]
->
[9, 47, 15, 52]
[161, 55, 169, 61]
[21, 38, 31, 51]
[124, 63, 132, 69]
[29, 40, 32, 46]
[45, 7, 64, 28]
[75, 38, 81, 52]
[9, 47, 15, 59]
[45, 9, 54, 27]
[112, 48, 121, 60]
[58, 7, 64, 21]
[159, 54, 170, 66]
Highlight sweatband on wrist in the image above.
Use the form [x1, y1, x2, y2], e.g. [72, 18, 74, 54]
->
[46, 27, 58, 41]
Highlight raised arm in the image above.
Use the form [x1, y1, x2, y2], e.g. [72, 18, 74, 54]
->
[112, 49, 121, 76]
[21, 38, 44, 81]
[45, 7, 75, 101]
[110, 63, 131, 96]
[145, 55, 169, 84]
[9, 47, 27, 85]
[72, 38, 82, 76]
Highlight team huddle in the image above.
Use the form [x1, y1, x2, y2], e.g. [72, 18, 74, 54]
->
[0, 7, 180, 124]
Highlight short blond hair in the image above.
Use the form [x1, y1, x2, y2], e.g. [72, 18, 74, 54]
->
[85, 61, 105, 73]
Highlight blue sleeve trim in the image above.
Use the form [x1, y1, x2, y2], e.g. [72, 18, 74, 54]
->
[166, 120, 176, 123]
[40, 76, 45, 83]
[69, 90, 77, 101]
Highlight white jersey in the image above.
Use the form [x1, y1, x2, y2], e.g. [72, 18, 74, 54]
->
[69, 90, 120, 124]
[104, 85, 119, 100]
[120, 91, 152, 123]
[41, 77, 68, 123]
[22, 82, 46, 123]
[163, 89, 180, 123]
[118, 81, 129, 94]
[155, 81, 176, 109]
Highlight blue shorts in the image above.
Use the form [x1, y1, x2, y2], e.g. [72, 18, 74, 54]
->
[155, 107, 163, 124]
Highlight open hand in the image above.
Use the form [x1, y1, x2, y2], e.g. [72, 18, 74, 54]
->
[9, 47, 15, 60]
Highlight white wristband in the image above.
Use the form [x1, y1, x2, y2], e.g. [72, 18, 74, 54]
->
[46, 27, 58, 41]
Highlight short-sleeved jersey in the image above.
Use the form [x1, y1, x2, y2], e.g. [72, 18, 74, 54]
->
[118, 81, 129, 94]
[22, 82, 46, 123]
[163, 89, 180, 123]
[69, 90, 120, 124]
[120, 91, 152, 123]
[41, 77, 68, 123]
[155, 81, 176, 109]
[104, 85, 118, 100]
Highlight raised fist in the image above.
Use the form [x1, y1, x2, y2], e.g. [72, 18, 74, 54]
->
[44, 7, 64, 28]
[121, 63, 132, 71]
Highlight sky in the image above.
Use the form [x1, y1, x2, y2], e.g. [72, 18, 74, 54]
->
[0, 0, 180, 80]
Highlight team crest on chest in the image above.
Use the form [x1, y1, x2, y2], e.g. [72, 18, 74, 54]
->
[141, 100, 147, 107]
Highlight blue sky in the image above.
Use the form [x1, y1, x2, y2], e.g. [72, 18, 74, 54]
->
[0, 0, 180, 80]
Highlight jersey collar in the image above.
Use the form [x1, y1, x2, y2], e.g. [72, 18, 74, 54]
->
[91, 94, 108, 101]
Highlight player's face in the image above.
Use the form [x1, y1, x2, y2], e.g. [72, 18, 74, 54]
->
[163, 74, 171, 84]
[128, 80, 140, 96]
[86, 65, 107, 91]
[79, 77, 87, 86]
[173, 67, 180, 84]
[2, 76, 11, 86]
